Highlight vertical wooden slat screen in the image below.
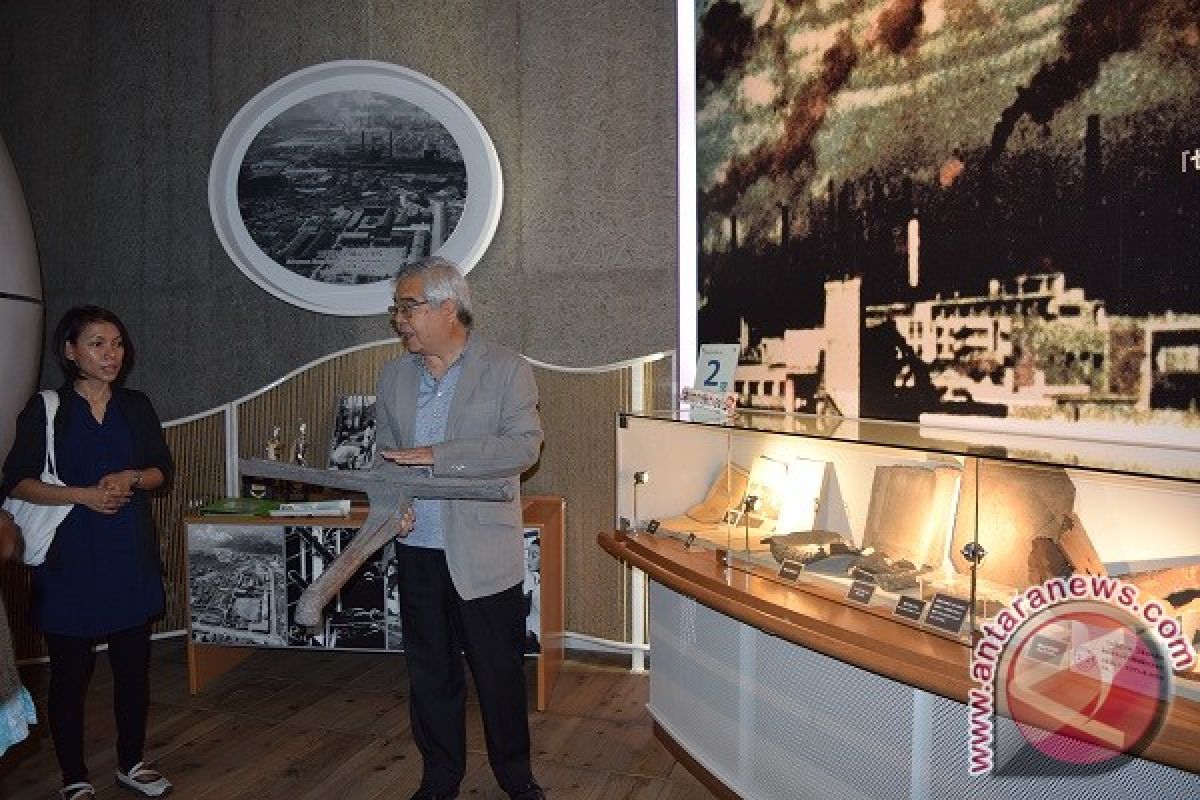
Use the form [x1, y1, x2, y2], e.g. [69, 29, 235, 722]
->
[648, 354, 676, 410]
[154, 413, 229, 638]
[237, 343, 405, 465]
[3, 344, 674, 660]
[522, 367, 627, 641]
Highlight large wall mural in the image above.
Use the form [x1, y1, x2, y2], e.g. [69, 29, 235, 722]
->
[696, 0, 1200, 434]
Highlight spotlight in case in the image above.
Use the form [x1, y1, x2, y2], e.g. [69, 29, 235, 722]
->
[960, 542, 987, 564]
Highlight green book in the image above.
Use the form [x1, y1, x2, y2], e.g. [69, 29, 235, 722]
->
[197, 497, 280, 516]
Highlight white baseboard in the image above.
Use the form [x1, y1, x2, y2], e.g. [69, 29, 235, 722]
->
[562, 631, 649, 656]
[18, 628, 647, 667]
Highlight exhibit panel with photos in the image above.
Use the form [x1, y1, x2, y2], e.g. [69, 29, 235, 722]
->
[616, 411, 1200, 685]
[187, 520, 542, 655]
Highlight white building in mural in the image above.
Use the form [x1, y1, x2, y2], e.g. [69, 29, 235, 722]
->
[734, 277, 860, 416]
[730, 271, 1192, 419]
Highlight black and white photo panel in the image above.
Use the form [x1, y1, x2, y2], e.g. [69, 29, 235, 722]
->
[383, 540, 404, 651]
[188, 524, 288, 647]
[523, 526, 541, 655]
[284, 526, 387, 649]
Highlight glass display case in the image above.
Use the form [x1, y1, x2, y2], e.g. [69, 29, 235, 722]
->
[616, 410, 1200, 682]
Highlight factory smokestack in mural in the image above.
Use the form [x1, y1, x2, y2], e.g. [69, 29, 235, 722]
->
[907, 212, 920, 289]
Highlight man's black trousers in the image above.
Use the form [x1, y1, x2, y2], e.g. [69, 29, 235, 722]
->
[397, 544, 534, 796]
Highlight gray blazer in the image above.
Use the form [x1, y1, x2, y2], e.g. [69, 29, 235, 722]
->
[375, 336, 543, 600]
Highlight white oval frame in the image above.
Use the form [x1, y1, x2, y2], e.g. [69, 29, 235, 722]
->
[209, 60, 503, 316]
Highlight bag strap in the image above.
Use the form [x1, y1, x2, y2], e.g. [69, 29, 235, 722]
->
[39, 390, 61, 477]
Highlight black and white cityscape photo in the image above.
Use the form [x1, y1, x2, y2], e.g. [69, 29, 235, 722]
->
[188, 525, 288, 647]
[238, 90, 466, 285]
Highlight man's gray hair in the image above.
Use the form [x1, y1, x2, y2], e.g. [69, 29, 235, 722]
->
[395, 256, 473, 328]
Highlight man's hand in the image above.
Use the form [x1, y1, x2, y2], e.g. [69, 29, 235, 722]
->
[0, 510, 22, 563]
[396, 505, 416, 538]
[380, 446, 435, 466]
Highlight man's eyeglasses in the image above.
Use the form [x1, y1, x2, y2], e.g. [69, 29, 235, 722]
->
[388, 300, 429, 319]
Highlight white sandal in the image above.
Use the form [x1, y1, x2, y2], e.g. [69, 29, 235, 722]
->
[59, 782, 95, 799]
[115, 761, 173, 797]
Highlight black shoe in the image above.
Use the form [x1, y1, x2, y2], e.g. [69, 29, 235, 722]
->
[507, 783, 546, 800]
[408, 789, 459, 800]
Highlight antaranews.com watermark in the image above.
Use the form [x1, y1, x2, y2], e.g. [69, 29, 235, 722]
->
[968, 574, 1197, 776]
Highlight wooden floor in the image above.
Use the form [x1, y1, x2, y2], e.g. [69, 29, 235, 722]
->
[0, 639, 716, 799]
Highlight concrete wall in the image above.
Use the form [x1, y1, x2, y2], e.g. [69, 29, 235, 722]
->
[0, 0, 678, 419]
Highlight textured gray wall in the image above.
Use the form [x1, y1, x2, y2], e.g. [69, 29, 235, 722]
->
[0, 0, 677, 419]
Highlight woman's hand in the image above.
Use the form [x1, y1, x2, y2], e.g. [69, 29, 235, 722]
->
[100, 469, 142, 493]
[78, 481, 132, 514]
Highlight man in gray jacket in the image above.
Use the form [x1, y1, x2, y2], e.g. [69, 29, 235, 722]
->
[377, 257, 544, 800]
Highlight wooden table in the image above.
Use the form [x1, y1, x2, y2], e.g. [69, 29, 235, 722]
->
[185, 495, 564, 711]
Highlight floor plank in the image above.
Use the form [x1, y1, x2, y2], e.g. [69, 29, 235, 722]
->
[0, 639, 716, 799]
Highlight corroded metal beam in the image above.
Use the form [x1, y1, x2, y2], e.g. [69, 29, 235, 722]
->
[239, 458, 511, 625]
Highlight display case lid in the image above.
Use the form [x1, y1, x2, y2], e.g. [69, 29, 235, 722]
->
[623, 409, 1200, 484]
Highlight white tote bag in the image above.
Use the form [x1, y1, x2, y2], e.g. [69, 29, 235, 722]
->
[1, 390, 73, 566]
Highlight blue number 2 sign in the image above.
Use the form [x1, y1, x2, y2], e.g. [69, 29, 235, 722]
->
[694, 344, 738, 396]
[704, 359, 721, 387]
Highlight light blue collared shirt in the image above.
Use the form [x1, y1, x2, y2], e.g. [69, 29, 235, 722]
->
[403, 354, 464, 549]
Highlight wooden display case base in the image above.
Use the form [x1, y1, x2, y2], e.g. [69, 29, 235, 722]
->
[600, 530, 1200, 775]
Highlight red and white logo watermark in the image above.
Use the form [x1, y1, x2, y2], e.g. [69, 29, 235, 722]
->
[968, 575, 1196, 776]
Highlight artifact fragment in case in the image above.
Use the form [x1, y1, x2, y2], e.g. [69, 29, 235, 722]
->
[862, 463, 961, 571]
[850, 551, 929, 592]
[1124, 565, 1200, 673]
[951, 461, 1075, 585]
[761, 530, 853, 566]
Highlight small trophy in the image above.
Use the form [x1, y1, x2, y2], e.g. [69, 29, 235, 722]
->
[249, 425, 283, 498]
[292, 422, 309, 467]
[265, 425, 282, 461]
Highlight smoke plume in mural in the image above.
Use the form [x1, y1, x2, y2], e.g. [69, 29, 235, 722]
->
[697, 0, 1200, 432]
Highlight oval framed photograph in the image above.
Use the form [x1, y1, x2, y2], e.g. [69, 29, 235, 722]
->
[209, 60, 502, 316]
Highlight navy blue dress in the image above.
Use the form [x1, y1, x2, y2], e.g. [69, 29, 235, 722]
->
[31, 393, 165, 637]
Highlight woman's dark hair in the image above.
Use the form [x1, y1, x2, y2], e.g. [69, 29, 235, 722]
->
[53, 305, 135, 383]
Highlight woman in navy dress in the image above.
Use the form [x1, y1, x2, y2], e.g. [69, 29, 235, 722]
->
[1, 306, 174, 800]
